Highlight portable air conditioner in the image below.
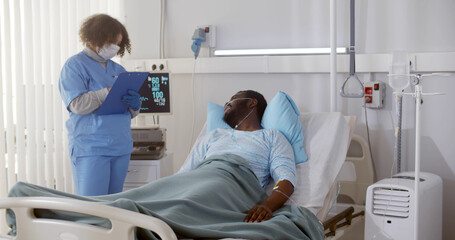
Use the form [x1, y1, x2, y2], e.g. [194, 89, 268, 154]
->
[365, 171, 442, 240]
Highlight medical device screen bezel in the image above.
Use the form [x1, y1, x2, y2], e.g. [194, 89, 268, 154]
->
[138, 71, 172, 116]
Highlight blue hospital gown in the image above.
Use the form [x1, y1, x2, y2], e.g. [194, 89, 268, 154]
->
[178, 128, 296, 188]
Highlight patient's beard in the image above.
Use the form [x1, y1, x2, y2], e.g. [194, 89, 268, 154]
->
[223, 110, 238, 129]
[233, 108, 254, 129]
[224, 107, 254, 129]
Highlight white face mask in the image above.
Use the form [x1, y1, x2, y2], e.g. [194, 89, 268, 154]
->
[98, 44, 120, 60]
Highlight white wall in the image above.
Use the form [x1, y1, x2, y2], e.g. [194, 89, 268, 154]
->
[124, 0, 455, 239]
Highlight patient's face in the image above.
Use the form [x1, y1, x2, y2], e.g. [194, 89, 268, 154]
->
[223, 93, 251, 128]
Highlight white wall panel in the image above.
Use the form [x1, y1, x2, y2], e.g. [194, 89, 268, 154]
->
[123, 0, 161, 59]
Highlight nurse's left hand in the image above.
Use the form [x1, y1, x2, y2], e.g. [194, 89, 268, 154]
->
[122, 90, 141, 110]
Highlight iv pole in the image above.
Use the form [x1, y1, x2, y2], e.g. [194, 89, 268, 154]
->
[411, 74, 446, 240]
[413, 75, 423, 240]
[390, 73, 446, 240]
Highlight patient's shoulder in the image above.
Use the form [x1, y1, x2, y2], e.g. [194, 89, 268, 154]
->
[261, 128, 285, 137]
[261, 129, 291, 147]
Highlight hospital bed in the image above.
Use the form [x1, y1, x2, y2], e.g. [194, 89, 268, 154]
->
[0, 112, 357, 240]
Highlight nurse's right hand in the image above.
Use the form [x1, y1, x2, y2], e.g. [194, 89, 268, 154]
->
[122, 90, 141, 110]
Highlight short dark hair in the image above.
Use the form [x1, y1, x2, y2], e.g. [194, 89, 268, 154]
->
[79, 14, 131, 57]
[237, 90, 267, 121]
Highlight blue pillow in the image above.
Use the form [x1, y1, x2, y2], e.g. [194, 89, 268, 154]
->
[206, 91, 308, 164]
[207, 102, 231, 132]
[262, 91, 307, 164]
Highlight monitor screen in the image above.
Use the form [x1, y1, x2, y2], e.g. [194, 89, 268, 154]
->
[138, 72, 171, 114]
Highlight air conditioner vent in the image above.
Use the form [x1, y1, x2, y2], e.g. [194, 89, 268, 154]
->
[372, 187, 410, 218]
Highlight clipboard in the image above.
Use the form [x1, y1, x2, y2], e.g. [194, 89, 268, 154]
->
[96, 72, 149, 115]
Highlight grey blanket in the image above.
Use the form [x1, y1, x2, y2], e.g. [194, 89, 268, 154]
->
[7, 154, 324, 240]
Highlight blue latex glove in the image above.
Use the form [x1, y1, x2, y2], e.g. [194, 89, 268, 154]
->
[122, 90, 141, 111]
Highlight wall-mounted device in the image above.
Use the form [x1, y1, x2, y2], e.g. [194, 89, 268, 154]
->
[191, 28, 206, 59]
[364, 81, 385, 109]
[198, 25, 216, 49]
[191, 25, 216, 59]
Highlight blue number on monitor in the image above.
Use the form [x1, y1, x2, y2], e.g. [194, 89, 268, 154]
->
[153, 91, 164, 99]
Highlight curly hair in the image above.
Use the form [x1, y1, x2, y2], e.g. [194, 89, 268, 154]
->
[79, 14, 131, 57]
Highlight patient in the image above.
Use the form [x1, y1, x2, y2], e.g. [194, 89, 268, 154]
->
[6, 90, 323, 240]
[178, 90, 296, 223]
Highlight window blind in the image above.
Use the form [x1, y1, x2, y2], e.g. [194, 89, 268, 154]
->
[0, 0, 125, 233]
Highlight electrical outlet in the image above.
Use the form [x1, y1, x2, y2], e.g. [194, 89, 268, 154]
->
[145, 60, 167, 71]
[122, 60, 145, 71]
[198, 25, 216, 48]
[133, 61, 145, 71]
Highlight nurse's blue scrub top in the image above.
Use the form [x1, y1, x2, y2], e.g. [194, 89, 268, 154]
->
[59, 51, 133, 157]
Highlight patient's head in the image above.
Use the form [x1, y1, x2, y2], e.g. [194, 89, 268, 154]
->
[223, 90, 267, 130]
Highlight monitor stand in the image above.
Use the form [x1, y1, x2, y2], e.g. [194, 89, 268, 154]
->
[133, 115, 159, 129]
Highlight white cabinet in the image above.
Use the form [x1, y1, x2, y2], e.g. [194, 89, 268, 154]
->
[123, 153, 173, 191]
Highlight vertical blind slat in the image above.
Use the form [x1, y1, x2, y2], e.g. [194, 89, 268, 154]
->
[90, 0, 98, 15]
[13, 0, 26, 183]
[68, 0, 78, 55]
[59, 0, 66, 191]
[50, 0, 64, 191]
[107, 0, 114, 16]
[39, 0, 54, 189]
[0, 11, 7, 231]
[4, 0, 17, 191]
[32, 0, 46, 187]
[22, 0, 37, 184]
[76, 0, 88, 52]
[0, 0, 8, 199]
[60, 0, 72, 193]
[0, 20, 5, 232]
[64, 0, 75, 193]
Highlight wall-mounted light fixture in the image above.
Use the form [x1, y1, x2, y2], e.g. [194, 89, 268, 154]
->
[214, 47, 348, 56]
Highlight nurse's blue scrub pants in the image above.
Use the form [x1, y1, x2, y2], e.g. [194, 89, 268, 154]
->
[71, 154, 131, 196]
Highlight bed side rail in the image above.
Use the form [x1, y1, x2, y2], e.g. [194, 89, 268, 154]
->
[0, 197, 177, 240]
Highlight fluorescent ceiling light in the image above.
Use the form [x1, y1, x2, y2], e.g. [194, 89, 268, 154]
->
[214, 47, 348, 56]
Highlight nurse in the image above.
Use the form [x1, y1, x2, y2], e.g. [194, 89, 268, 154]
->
[59, 14, 140, 196]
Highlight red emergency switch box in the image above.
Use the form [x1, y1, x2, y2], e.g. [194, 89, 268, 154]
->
[364, 81, 385, 108]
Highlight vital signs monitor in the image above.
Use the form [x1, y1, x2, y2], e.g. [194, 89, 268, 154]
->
[138, 72, 171, 115]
